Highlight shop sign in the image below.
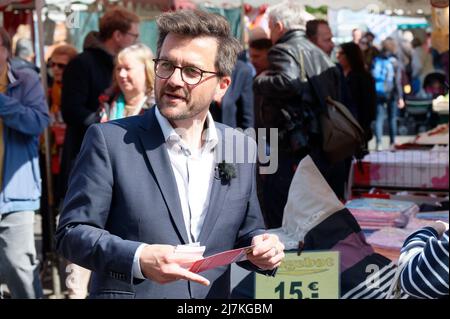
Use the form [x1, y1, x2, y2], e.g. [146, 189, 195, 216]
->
[255, 251, 340, 299]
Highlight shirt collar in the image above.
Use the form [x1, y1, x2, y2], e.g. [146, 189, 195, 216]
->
[154, 106, 218, 153]
[6, 62, 17, 84]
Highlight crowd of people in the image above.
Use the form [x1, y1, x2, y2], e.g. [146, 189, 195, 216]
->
[0, 1, 448, 299]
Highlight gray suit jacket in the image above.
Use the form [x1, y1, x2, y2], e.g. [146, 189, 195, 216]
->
[56, 107, 272, 299]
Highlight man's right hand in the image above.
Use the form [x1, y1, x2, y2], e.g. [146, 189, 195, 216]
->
[139, 244, 210, 286]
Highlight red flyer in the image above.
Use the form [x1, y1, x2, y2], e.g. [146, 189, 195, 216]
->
[189, 246, 254, 273]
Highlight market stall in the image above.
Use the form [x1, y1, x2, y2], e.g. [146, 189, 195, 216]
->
[348, 121, 449, 262]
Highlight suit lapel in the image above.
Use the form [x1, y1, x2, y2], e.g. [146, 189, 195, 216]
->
[197, 127, 230, 244]
[138, 109, 190, 244]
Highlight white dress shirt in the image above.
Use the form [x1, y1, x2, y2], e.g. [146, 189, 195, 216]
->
[132, 106, 218, 279]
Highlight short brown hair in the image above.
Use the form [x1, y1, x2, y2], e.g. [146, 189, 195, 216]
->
[249, 38, 272, 50]
[305, 19, 329, 40]
[99, 6, 140, 41]
[0, 27, 12, 57]
[156, 9, 241, 77]
[51, 44, 78, 61]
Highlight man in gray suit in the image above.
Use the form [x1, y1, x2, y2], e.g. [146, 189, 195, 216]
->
[56, 9, 284, 299]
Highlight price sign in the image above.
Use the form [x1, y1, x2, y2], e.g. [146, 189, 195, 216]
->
[255, 251, 340, 299]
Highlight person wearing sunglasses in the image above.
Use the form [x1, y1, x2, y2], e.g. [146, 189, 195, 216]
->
[43, 43, 78, 249]
[48, 45, 78, 124]
[38, 44, 79, 299]
[359, 32, 380, 71]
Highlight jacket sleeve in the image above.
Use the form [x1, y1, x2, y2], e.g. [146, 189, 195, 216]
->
[394, 58, 404, 99]
[55, 124, 141, 284]
[0, 71, 49, 136]
[410, 49, 422, 79]
[235, 138, 276, 276]
[61, 57, 99, 127]
[239, 64, 255, 129]
[253, 45, 304, 97]
[399, 227, 449, 299]
[361, 74, 377, 136]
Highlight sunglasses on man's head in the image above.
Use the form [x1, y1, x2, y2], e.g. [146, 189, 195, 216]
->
[50, 61, 67, 69]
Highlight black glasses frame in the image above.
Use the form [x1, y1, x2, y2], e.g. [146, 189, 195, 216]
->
[49, 61, 67, 69]
[125, 31, 140, 40]
[153, 58, 221, 85]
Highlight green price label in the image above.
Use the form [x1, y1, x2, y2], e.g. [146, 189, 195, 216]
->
[255, 251, 340, 299]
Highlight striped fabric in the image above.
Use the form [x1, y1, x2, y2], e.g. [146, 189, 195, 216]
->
[399, 228, 449, 299]
[302, 208, 409, 298]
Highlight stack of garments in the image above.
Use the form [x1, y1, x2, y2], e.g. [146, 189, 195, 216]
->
[345, 198, 419, 231]
[415, 211, 449, 223]
[366, 217, 447, 261]
[366, 227, 413, 261]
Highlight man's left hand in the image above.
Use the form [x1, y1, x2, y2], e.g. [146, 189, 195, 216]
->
[247, 233, 285, 270]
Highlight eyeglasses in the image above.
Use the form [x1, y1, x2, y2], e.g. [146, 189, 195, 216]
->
[153, 58, 221, 85]
[126, 32, 139, 40]
[49, 61, 67, 69]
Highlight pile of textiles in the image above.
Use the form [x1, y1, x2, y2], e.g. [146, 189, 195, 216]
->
[415, 210, 449, 223]
[366, 214, 448, 261]
[345, 198, 419, 230]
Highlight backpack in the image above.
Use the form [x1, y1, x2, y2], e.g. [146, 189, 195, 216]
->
[371, 56, 395, 100]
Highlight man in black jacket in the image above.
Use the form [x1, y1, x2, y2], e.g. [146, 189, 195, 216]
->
[59, 7, 140, 202]
[306, 19, 357, 201]
[305, 19, 335, 57]
[253, 1, 341, 228]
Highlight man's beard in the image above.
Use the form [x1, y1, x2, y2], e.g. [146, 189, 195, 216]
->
[155, 83, 212, 121]
[156, 84, 194, 120]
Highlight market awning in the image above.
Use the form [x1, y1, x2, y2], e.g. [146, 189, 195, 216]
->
[0, 0, 34, 10]
[195, 0, 443, 15]
[2, 0, 444, 15]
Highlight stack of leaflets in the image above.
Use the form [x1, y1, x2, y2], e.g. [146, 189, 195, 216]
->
[173, 242, 254, 273]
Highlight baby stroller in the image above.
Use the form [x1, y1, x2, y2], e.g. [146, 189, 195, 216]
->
[423, 72, 448, 98]
[399, 71, 448, 134]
